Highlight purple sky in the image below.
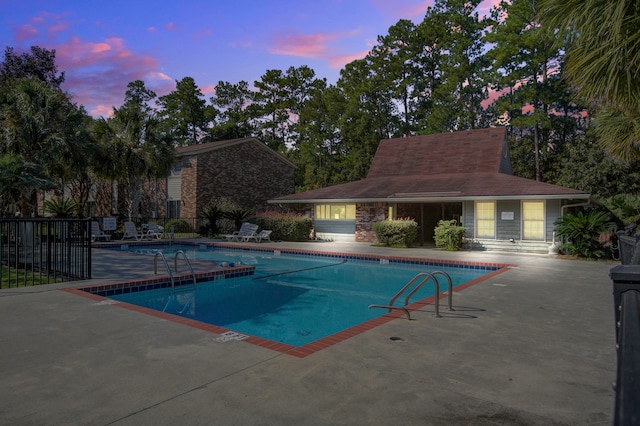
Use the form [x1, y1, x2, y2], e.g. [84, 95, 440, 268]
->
[1, 0, 499, 117]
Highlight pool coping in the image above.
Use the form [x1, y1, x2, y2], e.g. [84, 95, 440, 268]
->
[77, 241, 513, 358]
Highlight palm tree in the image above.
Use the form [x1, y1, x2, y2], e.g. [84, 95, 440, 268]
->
[539, 0, 640, 160]
[0, 154, 51, 216]
[92, 101, 173, 220]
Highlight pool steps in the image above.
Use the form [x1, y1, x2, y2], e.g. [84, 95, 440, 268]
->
[368, 271, 453, 320]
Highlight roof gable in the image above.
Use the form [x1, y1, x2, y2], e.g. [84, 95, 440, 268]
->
[174, 137, 296, 169]
[367, 127, 509, 178]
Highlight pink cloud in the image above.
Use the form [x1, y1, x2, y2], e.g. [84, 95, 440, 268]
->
[269, 29, 372, 70]
[51, 36, 174, 117]
[329, 51, 369, 69]
[201, 84, 216, 95]
[193, 28, 212, 39]
[48, 22, 69, 35]
[270, 31, 336, 58]
[15, 24, 38, 42]
[164, 22, 177, 31]
[369, 0, 430, 23]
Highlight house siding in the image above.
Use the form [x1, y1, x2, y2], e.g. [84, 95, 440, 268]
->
[546, 199, 562, 241]
[497, 200, 521, 240]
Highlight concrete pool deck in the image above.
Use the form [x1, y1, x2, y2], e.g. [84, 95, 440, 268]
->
[0, 240, 617, 425]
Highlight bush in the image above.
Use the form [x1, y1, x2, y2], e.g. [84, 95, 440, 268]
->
[373, 219, 418, 247]
[164, 218, 193, 233]
[555, 209, 614, 259]
[199, 203, 225, 236]
[434, 219, 466, 251]
[253, 212, 312, 241]
[43, 198, 80, 217]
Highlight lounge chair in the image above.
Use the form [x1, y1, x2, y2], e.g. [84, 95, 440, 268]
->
[91, 221, 111, 242]
[146, 221, 164, 239]
[221, 223, 259, 242]
[243, 230, 272, 243]
[122, 221, 146, 240]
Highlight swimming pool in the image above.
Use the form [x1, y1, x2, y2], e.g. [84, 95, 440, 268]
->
[101, 245, 503, 348]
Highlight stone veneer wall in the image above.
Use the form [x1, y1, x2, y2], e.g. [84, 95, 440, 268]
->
[182, 141, 295, 218]
[355, 203, 388, 243]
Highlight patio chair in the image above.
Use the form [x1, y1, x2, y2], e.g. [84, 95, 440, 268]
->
[122, 221, 146, 240]
[221, 223, 259, 242]
[243, 230, 272, 243]
[146, 221, 164, 239]
[91, 221, 111, 242]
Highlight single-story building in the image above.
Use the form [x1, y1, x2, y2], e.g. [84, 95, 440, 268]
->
[270, 127, 590, 253]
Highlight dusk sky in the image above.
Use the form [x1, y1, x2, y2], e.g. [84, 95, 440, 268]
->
[1, 0, 499, 118]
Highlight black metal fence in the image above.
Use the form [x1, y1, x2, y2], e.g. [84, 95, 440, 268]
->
[611, 264, 640, 425]
[0, 218, 91, 287]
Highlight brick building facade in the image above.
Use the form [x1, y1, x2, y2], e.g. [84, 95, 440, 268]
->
[173, 138, 296, 219]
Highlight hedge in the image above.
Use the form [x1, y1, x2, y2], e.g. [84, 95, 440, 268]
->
[252, 212, 313, 241]
[373, 219, 418, 247]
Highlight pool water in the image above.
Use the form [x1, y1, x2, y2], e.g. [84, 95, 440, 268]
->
[109, 246, 494, 346]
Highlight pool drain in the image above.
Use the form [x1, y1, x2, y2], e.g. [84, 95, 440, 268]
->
[389, 336, 405, 341]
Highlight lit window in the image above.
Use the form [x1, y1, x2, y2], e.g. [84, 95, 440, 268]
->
[315, 204, 356, 220]
[476, 201, 495, 238]
[523, 201, 545, 240]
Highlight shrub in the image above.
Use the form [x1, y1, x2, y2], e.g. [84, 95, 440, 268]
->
[373, 219, 418, 247]
[223, 208, 255, 231]
[43, 198, 80, 217]
[164, 218, 193, 233]
[555, 209, 615, 259]
[199, 203, 225, 236]
[434, 219, 466, 251]
[253, 212, 312, 241]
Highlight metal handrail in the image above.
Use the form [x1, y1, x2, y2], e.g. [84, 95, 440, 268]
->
[369, 272, 447, 319]
[402, 273, 441, 318]
[431, 271, 454, 312]
[174, 250, 197, 288]
[154, 251, 174, 289]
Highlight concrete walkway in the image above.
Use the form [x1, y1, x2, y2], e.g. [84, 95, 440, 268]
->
[0, 240, 616, 425]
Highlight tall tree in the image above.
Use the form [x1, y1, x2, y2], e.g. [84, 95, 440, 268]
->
[294, 82, 346, 190]
[209, 80, 254, 140]
[0, 46, 65, 88]
[158, 76, 210, 146]
[423, 0, 489, 133]
[336, 58, 398, 182]
[539, 0, 640, 161]
[485, 0, 564, 181]
[251, 66, 321, 152]
[369, 19, 423, 136]
[93, 85, 173, 219]
[0, 77, 92, 214]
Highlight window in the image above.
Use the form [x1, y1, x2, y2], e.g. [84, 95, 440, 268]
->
[166, 200, 181, 219]
[522, 201, 545, 240]
[475, 201, 495, 238]
[315, 204, 356, 220]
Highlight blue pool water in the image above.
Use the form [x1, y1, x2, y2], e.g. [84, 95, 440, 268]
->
[109, 245, 495, 346]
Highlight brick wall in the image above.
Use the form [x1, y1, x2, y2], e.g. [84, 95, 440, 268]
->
[181, 156, 198, 218]
[184, 140, 295, 217]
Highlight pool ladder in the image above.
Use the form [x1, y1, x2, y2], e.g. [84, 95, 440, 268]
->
[154, 250, 197, 313]
[368, 271, 453, 320]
